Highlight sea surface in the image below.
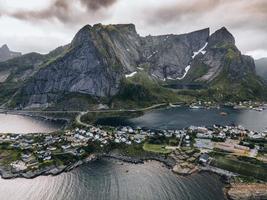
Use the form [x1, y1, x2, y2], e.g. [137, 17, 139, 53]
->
[0, 159, 226, 200]
[96, 106, 267, 132]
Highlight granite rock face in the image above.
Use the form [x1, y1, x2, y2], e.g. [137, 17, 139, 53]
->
[0, 44, 21, 62]
[141, 28, 209, 80]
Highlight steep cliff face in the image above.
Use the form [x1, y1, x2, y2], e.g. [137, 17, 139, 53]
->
[0, 44, 21, 62]
[181, 27, 266, 101]
[187, 27, 255, 83]
[0, 24, 264, 109]
[141, 28, 209, 80]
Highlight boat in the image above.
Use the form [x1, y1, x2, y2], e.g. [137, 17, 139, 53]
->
[190, 105, 201, 109]
[219, 112, 228, 116]
[169, 103, 181, 108]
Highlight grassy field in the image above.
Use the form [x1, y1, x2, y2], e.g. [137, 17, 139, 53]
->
[211, 155, 267, 181]
[143, 143, 172, 154]
[0, 149, 20, 166]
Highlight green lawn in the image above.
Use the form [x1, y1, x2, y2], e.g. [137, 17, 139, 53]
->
[211, 155, 267, 181]
[143, 143, 172, 154]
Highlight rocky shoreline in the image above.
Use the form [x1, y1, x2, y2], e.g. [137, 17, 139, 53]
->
[1, 151, 266, 200]
[102, 152, 176, 168]
[0, 151, 229, 180]
[225, 183, 267, 200]
[0, 152, 175, 180]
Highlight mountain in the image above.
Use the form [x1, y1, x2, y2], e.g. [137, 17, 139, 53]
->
[0, 44, 22, 62]
[0, 24, 266, 110]
[255, 58, 267, 81]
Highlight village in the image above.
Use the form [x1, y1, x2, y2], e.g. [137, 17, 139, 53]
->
[0, 123, 266, 180]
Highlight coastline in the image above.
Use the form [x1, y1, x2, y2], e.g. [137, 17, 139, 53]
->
[0, 151, 229, 180]
[1, 149, 265, 200]
[0, 152, 177, 180]
[1, 106, 267, 200]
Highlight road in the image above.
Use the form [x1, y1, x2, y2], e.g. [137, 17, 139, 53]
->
[75, 103, 167, 127]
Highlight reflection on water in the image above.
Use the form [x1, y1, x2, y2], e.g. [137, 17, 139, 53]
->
[0, 114, 62, 134]
[0, 159, 226, 200]
[96, 107, 267, 132]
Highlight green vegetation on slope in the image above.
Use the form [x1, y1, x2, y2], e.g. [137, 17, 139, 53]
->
[112, 71, 184, 108]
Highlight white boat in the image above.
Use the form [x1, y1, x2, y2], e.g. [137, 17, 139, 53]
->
[190, 105, 201, 109]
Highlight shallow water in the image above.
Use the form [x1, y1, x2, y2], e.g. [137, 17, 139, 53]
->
[0, 114, 62, 133]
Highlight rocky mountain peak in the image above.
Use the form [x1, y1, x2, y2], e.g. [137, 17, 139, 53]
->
[208, 27, 235, 47]
[71, 25, 93, 46]
[93, 23, 137, 33]
[1, 44, 9, 52]
[0, 44, 22, 62]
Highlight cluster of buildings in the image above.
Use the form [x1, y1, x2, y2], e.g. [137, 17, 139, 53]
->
[1, 123, 266, 172]
[192, 125, 267, 157]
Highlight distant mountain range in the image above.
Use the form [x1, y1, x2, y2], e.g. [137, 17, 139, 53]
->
[0, 44, 21, 62]
[255, 58, 267, 81]
[0, 24, 266, 110]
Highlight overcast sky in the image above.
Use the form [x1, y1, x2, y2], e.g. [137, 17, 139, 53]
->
[0, 0, 266, 59]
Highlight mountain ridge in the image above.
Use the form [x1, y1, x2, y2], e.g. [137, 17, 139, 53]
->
[0, 23, 266, 109]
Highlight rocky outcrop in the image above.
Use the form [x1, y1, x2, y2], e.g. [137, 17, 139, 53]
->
[227, 183, 267, 200]
[0, 44, 21, 62]
[208, 27, 235, 47]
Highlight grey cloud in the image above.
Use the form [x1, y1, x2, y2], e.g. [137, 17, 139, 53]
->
[145, 0, 267, 31]
[140, 0, 267, 54]
[146, 0, 221, 24]
[4, 0, 117, 23]
[11, 0, 71, 23]
[80, 0, 117, 10]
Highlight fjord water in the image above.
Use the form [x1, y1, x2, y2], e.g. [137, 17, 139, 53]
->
[96, 107, 267, 132]
[0, 114, 62, 133]
[0, 159, 225, 200]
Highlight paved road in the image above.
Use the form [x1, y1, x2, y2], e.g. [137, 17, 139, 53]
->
[75, 103, 167, 127]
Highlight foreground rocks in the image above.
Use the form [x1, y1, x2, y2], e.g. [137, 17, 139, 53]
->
[227, 183, 267, 200]
[170, 149, 200, 175]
